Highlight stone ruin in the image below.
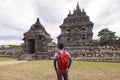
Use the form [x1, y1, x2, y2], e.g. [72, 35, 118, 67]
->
[0, 45, 23, 58]
[19, 18, 52, 60]
[58, 2, 94, 53]
[1, 2, 119, 62]
[57, 2, 120, 62]
[17, 2, 120, 62]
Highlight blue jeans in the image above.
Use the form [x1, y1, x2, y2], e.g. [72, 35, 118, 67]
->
[56, 70, 68, 80]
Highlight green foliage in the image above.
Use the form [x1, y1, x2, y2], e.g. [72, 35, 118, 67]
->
[93, 39, 100, 46]
[0, 57, 16, 61]
[97, 28, 117, 46]
[8, 45, 19, 48]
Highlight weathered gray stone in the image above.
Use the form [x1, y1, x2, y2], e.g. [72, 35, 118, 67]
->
[58, 3, 94, 53]
[21, 18, 52, 60]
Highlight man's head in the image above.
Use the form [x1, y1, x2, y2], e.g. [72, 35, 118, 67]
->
[58, 43, 64, 50]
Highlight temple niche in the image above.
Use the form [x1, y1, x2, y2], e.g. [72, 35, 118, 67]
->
[58, 2, 94, 53]
[22, 18, 52, 60]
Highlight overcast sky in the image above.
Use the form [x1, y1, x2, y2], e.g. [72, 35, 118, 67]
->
[0, 0, 120, 45]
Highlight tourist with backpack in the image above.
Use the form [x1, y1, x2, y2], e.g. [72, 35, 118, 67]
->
[54, 43, 72, 80]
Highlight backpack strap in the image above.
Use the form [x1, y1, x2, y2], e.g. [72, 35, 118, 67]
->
[57, 50, 66, 55]
[57, 51, 61, 56]
[63, 50, 66, 54]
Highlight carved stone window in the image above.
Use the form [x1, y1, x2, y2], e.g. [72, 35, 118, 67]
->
[67, 28, 70, 32]
[67, 38, 70, 41]
[82, 28, 85, 30]
[82, 37, 85, 40]
[81, 35, 85, 40]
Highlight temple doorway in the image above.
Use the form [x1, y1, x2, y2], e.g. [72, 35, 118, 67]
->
[28, 39, 35, 54]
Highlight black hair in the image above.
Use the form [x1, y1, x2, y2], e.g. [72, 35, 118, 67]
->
[58, 43, 64, 50]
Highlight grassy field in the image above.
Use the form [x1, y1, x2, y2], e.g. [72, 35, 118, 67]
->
[0, 57, 16, 61]
[0, 60, 120, 80]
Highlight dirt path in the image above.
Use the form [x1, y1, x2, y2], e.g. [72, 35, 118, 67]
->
[0, 60, 28, 66]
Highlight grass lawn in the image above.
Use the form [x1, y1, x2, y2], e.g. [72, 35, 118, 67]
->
[0, 60, 120, 80]
[0, 57, 16, 61]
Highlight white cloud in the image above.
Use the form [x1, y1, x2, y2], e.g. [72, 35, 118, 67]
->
[0, 40, 23, 45]
[0, 0, 120, 45]
[85, 0, 120, 39]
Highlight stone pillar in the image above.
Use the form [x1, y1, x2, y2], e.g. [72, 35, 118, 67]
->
[26, 40, 29, 53]
[35, 39, 39, 52]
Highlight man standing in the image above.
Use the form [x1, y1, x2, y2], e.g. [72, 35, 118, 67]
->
[54, 43, 72, 80]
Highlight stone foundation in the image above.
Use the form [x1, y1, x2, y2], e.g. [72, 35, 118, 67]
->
[18, 52, 51, 60]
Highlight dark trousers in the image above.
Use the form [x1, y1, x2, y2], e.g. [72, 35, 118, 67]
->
[56, 70, 68, 80]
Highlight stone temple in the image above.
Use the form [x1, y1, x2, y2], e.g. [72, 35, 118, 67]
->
[58, 3, 94, 52]
[17, 3, 120, 62]
[22, 18, 52, 59]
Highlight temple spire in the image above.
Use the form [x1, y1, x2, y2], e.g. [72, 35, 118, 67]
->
[35, 17, 41, 25]
[73, 8, 76, 14]
[82, 8, 84, 12]
[69, 10, 71, 15]
[36, 17, 40, 23]
[74, 2, 81, 15]
[68, 10, 71, 17]
[82, 8, 86, 14]
[76, 2, 79, 9]
[76, 2, 81, 11]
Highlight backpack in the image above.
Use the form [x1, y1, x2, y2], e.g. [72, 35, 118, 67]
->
[57, 50, 69, 70]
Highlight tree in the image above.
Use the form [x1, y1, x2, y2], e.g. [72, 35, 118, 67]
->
[93, 39, 100, 46]
[98, 28, 117, 46]
[8, 45, 19, 48]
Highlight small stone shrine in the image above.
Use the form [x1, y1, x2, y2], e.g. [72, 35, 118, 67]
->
[21, 18, 52, 60]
